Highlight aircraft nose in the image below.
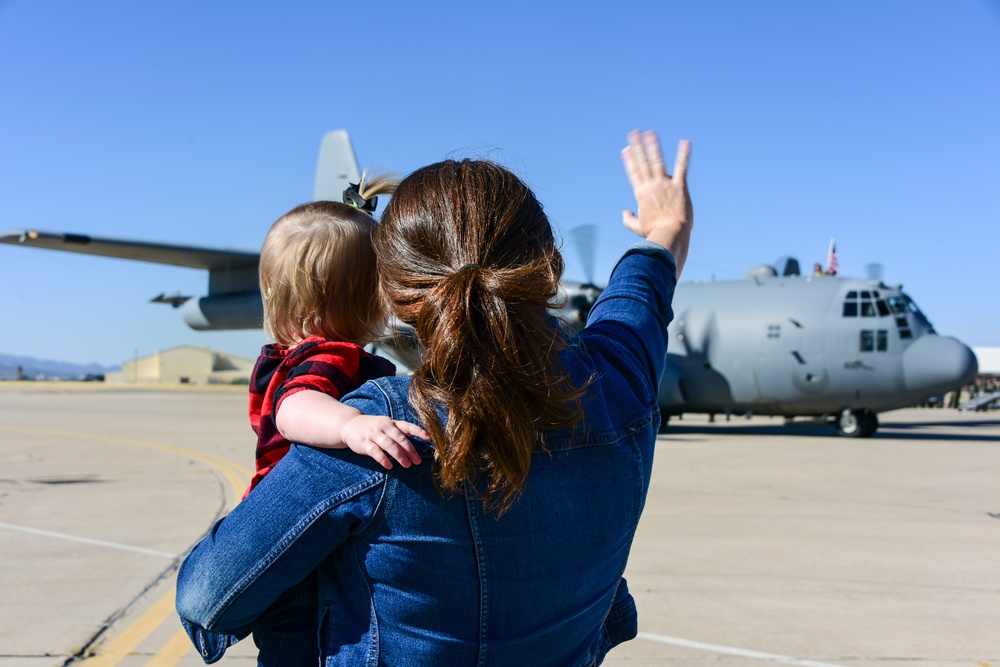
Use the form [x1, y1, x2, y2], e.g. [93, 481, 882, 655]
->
[901, 335, 978, 395]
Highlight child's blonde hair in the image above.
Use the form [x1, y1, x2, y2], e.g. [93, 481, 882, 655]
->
[259, 174, 396, 346]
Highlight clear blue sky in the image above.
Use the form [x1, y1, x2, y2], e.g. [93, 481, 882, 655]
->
[1, 1, 997, 367]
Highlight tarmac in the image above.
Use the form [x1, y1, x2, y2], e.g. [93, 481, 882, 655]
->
[0, 382, 997, 666]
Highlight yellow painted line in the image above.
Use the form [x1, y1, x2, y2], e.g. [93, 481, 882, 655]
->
[141, 628, 194, 667]
[80, 589, 176, 666]
[0, 426, 251, 665]
[0, 426, 252, 505]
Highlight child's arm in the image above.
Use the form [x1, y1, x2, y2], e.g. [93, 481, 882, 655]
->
[275, 390, 425, 469]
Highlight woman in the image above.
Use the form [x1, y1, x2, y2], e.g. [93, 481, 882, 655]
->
[176, 130, 692, 666]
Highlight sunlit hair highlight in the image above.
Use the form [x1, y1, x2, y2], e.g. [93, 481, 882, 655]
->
[259, 174, 396, 346]
[374, 159, 587, 514]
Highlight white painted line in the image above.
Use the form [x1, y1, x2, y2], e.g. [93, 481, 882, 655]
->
[0, 521, 178, 559]
[637, 632, 848, 667]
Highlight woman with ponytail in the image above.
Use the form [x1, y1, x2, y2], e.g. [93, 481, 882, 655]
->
[177, 130, 693, 666]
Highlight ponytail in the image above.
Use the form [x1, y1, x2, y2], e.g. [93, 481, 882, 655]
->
[375, 160, 587, 513]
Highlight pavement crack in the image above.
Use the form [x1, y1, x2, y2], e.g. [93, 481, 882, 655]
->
[60, 556, 183, 666]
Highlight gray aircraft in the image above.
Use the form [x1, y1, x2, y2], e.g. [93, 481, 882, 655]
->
[653, 264, 977, 436]
[1, 131, 978, 437]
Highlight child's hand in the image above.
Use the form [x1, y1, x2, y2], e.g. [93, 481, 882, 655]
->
[341, 415, 427, 469]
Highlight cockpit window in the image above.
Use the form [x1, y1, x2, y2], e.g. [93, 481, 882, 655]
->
[843, 289, 887, 318]
[887, 296, 907, 314]
[902, 294, 935, 333]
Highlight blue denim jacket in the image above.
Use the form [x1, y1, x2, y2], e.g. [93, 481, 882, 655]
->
[176, 242, 676, 666]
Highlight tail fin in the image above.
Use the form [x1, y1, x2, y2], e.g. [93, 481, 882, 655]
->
[313, 130, 362, 202]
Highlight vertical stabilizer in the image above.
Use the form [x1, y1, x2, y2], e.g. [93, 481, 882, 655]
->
[314, 130, 361, 202]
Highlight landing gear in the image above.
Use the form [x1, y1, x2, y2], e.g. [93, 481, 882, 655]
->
[835, 408, 878, 437]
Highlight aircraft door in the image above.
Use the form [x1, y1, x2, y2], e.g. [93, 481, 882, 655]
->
[753, 318, 828, 405]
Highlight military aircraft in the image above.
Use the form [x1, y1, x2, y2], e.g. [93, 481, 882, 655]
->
[1, 131, 978, 437]
[655, 263, 977, 436]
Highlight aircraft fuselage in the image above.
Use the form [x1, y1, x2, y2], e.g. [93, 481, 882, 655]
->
[660, 274, 977, 419]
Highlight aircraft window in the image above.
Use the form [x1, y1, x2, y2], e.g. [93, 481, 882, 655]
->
[872, 290, 880, 298]
[887, 296, 907, 314]
[860, 330, 875, 352]
[900, 329, 913, 339]
[902, 294, 935, 332]
[861, 301, 876, 317]
[903, 295, 927, 317]
[846, 291, 858, 299]
[767, 324, 781, 339]
[876, 300, 889, 316]
[896, 316, 908, 327]
[861, 291, 871, 299]
[843, 302, 858, 317]
[877, 330, 887, 352]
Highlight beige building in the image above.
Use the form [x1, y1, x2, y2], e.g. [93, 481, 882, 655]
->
[106, 345, 255, 386]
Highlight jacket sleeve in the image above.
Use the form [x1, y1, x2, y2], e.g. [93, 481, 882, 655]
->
[579, 241, 677, 404]
[175, 441, 389, 636]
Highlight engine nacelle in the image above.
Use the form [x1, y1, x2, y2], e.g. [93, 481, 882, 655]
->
[181, 292, 263, 331]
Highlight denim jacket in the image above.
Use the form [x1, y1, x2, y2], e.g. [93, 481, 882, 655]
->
[176, 242, 677, 666]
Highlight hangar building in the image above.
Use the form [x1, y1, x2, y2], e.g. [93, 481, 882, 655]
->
[105, 345, 255, 386]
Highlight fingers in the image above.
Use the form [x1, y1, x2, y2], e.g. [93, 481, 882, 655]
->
[621, 130, 693, 243]
[623, 130, 689, 182]
[394, 421, 430, 441]
[362, 444, 394, 470]
[673, 139, 691, 183]
[621, 145, 642, 189]
[359, 420, 425, 469]
[641, 131, 666, 175]
[622, 130, 665, 184]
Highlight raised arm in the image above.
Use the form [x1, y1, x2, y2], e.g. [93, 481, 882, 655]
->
[621, 130, 693, 277]
[579, 131, 693, 397]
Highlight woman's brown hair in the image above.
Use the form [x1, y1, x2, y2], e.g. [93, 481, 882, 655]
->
[374, 159, 586, 513]
[259, 174, 396, 346]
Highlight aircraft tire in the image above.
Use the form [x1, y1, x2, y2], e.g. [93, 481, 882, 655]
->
[836, 409, 877, 438]
[860, 411, 879, 437]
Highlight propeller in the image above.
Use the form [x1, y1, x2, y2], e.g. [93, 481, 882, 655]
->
[677, 308, 717, 367]
[569, 225, 597, 286]
[554, 226, 602, 334]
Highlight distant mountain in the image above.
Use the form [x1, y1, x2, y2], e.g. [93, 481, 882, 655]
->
[0, 353, 120, 381]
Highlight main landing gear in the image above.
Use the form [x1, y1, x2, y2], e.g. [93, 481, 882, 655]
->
[835, 408, 878, 437]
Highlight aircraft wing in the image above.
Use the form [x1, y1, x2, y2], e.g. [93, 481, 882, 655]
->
[0, 228, 259, 271]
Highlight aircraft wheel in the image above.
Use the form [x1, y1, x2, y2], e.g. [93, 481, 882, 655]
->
[836, 409, 877, 437]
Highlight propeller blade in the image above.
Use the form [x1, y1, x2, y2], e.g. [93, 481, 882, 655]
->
[569, 225, 597, 285]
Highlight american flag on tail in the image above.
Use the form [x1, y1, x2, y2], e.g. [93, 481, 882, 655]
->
[825, 237, 838, 276]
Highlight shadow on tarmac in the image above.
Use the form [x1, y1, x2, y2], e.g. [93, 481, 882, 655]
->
[662, 414, 1000, 443]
